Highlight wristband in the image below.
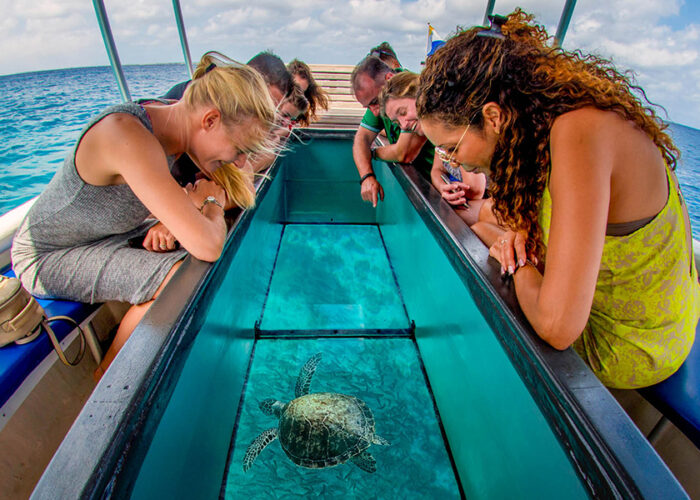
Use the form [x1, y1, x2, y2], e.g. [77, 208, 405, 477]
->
[200, 196, 224, 212]
[359, 172, 376, 185]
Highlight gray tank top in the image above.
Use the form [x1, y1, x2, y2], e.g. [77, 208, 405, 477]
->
[13, 102, 174, 252]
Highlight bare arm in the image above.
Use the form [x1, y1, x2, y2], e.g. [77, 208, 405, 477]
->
[509, 110, 612, 349]
[430, 152, 447, 189]
[353, 126, 384, 207]
[77, 114, 227, 262]
[352, 126, 378, 178]
[375, 131, 427, 164]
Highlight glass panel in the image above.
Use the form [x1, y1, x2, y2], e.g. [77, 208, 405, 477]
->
[223, 338, 461, 498]
[260, 224, 409, 330]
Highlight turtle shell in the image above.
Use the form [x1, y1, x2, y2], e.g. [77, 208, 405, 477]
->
[278, 392, 375, 468]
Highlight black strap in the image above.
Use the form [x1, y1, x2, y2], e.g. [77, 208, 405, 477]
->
[359, 172, 376, 185]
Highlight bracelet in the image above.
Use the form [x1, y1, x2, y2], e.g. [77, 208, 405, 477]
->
[359, 172, 376, 185]
[200, 196, 224, 212]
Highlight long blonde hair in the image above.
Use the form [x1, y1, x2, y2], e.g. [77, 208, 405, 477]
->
[183, 52, 276, 209]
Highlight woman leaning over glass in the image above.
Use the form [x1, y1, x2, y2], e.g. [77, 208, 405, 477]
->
[416, 10, 699, 389]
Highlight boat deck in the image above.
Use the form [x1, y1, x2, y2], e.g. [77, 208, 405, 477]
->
[308, 64, 364, 130]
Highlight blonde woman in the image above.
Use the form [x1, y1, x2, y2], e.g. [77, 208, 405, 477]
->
[11, 54, 275, 377]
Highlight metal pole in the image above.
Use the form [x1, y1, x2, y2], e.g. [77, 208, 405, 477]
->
[92, 0, 131, 102]
[172, 0, 194, 79]
[554, 0, 577, 47]
[483, 0, 496, 26]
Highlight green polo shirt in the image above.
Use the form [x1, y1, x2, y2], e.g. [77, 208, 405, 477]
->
[359, 106, 434, 181]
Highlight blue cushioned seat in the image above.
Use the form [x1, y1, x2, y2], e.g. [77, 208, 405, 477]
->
[638, 321, 700, 448]
[0, 270, 100, 409]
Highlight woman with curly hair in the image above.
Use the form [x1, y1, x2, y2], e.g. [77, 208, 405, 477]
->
[287, 59, 329, 126]
[416, 10, 699, 389]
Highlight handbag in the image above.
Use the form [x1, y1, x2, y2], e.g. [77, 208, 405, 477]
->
[0, 275, 86, 366]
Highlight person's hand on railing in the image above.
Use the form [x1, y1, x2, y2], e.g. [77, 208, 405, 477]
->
[489, 229, 538, 276]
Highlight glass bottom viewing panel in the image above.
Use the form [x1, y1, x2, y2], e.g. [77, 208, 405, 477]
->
[222, 338, 461, 499]
[259, 224, 409, 331]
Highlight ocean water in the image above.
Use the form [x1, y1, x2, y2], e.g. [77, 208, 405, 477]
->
[0, 64, 188, 215]
[260, 224, 409, 330]
[223, 338, 461, 498]
[226, 223, 461, 497]
[1, 64, 700, 239]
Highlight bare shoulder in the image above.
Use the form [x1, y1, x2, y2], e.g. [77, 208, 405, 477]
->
[77, 111, 166, 184]
[90, 112, 160, 149]
[551, 107, 625, 145]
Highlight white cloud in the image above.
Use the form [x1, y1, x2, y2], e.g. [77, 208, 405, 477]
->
[0, 0, 698, 128]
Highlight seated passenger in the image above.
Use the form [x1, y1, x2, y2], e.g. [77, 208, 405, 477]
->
[164, 51, 294, 186]
[417, 10, 699, 389]
[11, 54, 275, 379]
[369, 42, 401, 70]
[247, 85, 310, 173]
[163, 51, 293, 105]
[378, 71, 493, 227]
[287, 59, 330, 127]
[351, 56, 434, 207]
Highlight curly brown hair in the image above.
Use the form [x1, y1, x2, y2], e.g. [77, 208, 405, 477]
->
[287, 59, 330, 126]
[416, 9, 679, 259]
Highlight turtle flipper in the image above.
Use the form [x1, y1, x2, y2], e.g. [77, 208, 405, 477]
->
[350, 450, 376, 473]
[242, 428, 278, 472]
[372, 434, 390, 446]
[295, 352, 322, 398]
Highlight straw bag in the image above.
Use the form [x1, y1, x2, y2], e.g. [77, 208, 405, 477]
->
[0, 275, 85, 366]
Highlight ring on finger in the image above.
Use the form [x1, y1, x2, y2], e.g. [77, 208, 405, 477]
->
[159, 244, 167, 250]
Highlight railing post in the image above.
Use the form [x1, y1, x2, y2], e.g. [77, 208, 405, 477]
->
[554, 0, 577, 47]
[172, 0, 194, 78]
[92, 0, 131, 102]
[483, 0, 496, 26]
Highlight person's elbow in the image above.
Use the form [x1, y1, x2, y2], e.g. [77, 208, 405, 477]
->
[535, 312, 583, 351]
[395, 149, 420, 164]
[188, 234, 225, 262]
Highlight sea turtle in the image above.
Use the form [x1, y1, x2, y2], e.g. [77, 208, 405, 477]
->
[242, 353, 389, 473]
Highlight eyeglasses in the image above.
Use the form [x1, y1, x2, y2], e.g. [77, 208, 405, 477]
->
[435, 123, 470, 168]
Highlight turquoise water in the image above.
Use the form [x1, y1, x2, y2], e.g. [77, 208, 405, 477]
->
[223, 338, 461, 498]
[260, 224, 409, 330]
[130, 142, 589, 499]
[0, 64, 187, 214]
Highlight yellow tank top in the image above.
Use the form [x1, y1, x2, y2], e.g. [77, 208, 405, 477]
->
[538, 165, 699, 389]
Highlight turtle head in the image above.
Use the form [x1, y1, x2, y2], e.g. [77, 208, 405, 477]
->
[259, 399, 285, 418]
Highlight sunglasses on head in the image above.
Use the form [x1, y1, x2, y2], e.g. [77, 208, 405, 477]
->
[370, 49, 394, 59]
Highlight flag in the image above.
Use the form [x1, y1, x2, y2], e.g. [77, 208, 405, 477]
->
[426, 23, 446, 58]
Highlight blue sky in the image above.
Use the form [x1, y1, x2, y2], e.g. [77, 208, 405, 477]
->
[1, 0, 699, 129]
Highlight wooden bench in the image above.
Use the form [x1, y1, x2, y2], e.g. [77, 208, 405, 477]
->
[307, 64, 364, 130]
[638, 321, 700, 448]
